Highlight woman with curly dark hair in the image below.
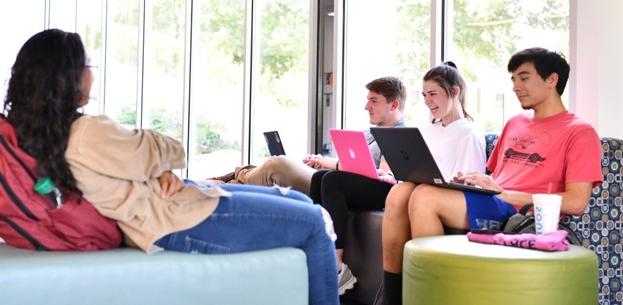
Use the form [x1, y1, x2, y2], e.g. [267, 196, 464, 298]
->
[4, 29, 89, 194]
[4, 29, 339, 305]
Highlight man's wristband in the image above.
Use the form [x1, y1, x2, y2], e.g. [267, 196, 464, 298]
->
[335, 160, 339, 170]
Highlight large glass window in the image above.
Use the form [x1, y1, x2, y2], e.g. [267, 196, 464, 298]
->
[104, 0, 140, 129]
[76, 0, 104, 115]
[250, 0, 311, 163]
[0, 0, 573, 179]
[46, 0, 104, 114]
[447, 0, 569, 132]
[49, 0, 77, 31]
[142, 0, 186, 141]
[343, 0, 431, 130]
[188, 0, 245, 179]
[0, 1, 45, 102]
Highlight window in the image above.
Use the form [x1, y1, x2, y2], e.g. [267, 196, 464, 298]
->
[0, 0, 572, 178]
[188, 0, 245, 179]
[58, 0, 310, 177]
[447, 0, 569, 132]
[343, 0, 432, 130]
[104, 0, 140, 128]
[250, 0, 311, 163]
[76, 0, 104, 115]
[49, 0, 77, 31]
[0, 1, 45, 103]
[142, 0, 186, 140]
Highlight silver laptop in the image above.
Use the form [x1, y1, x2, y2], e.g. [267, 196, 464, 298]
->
[370, 127, 499, 195]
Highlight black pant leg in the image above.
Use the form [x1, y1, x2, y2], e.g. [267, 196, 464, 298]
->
[309, 169, 330, 203]
[320, 170, 392, 249]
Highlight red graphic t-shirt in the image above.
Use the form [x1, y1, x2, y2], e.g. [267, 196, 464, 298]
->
[487, 111, 602, 194]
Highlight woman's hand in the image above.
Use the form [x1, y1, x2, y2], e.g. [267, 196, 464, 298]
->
[158, 170, 184, 199]
[377, 169, 397, 185]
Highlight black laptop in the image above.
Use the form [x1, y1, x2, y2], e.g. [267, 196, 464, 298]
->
[370, 127, 499, 195]
[263, 131, 286, 156]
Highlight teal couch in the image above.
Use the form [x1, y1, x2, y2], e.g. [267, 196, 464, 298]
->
[0, 244, 308, 305]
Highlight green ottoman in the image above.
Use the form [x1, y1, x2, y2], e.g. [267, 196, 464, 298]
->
[403, 235, 597, 305]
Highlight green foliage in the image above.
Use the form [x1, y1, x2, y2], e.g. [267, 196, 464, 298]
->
[525, 0, 568, 30]
[110, 1, 139, 64]
[113, 1, 139, 24]
[450, 0, 567, 81]
[396, 0, 432, 85]
[117, 106, 136, 125]
[152, 0, 185, 34]
[197, 0, 307, 80]
[148, 107, 181, 138]
[195, 120, 239, 154]
[258, 146, 271, 158]
[454, 1, 519, 62]
[198, 0, 245, 64]
[82, 24, 102, 52]
[116, 106, 238, 154]
[259, 0, 308, 78]
[151, 0, 185, 74]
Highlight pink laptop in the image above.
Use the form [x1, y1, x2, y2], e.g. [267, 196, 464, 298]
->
[329, 128, 381, 181]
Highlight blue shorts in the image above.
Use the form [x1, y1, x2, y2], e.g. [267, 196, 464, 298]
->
[464, 191, 517, 230]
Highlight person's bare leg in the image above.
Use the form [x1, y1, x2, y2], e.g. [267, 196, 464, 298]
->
[379, 185, 470, 305]
[382, 182, 416, 273]
[408, 184, 469, 238]
[380, 182, 417, 305]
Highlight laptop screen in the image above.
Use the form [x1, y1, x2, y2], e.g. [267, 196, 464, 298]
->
[263, 131, 286, 156]
[371, 127, 499, 195]
[329, 128, 379, 180]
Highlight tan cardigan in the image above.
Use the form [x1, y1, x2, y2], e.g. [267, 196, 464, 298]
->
[65, 115, 229, 253]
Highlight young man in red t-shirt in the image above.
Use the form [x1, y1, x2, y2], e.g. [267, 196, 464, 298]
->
[377, 48, 603, 305]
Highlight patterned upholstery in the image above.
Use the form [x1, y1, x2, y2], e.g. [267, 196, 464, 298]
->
[485, 134, 623, 305]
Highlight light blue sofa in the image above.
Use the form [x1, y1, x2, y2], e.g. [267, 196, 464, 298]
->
[0, 244, 308, 305]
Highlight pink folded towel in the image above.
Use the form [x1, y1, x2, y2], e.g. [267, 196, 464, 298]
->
[467, 230, 569, 251]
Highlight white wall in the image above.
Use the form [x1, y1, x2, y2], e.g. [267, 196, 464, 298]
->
[572, 0, 623, 139]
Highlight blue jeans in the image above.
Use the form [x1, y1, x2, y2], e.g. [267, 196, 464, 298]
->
[156, 182, 339, 305]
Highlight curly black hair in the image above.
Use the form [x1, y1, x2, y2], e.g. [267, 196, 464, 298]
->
[4, 29, 85, 194]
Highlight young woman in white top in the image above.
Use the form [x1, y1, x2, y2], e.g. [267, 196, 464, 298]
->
[379, 62, 486, 305]
[315, 62, 486, 297]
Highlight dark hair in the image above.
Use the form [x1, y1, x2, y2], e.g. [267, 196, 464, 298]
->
[507, 47, 570, 96]
[4, 29, 85, 194]
[365, 77, 407, 110]
[423, 61, 472, 122]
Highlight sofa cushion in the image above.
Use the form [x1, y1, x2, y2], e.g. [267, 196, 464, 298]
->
[0, 244, 308, 305]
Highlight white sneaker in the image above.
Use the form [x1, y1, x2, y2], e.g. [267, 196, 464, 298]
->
[338, 263, 357, 295]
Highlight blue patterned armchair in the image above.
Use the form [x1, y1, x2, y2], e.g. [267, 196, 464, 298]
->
[486, 135, 623, 305]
